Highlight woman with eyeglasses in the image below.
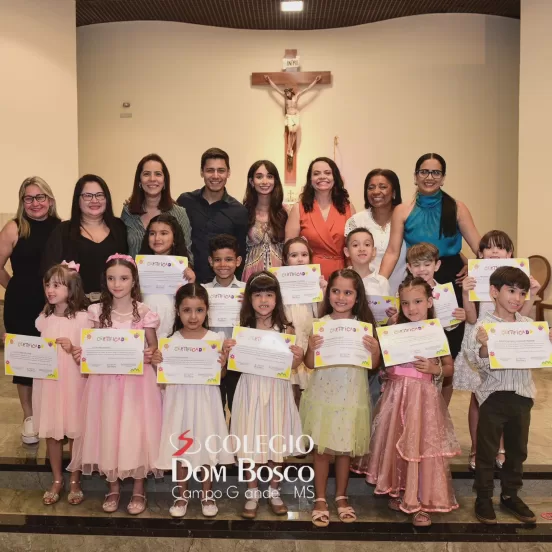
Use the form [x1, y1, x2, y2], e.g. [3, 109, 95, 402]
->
[0, 177, 61, 445]
[42, 175, 128, 302]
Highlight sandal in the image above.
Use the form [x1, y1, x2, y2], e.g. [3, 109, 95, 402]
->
[495, 449, 506, 469]
[169, 497, 189, 518]
[413, 511, 432, 527]
[201, 498, 218, 518]
[43, 480, 64, 506]
[312, 498, 330, 527]
[335, 495, 356, 523]
[68, 479, 84, 505]
[388, 496, 403, 512]
[241, 487, 261, 519]
[468, 451, 476, 471]
[127, 493, 147, 515]
[267, 487, 288, 516]
[102, 491, 121, 513]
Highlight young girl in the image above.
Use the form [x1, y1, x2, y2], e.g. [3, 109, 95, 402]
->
[225, 271, 304, 519]
[156, 284, 234, 518]
[33, 262, 88, 506]
[302, 268, 380, 527]
[68, 254, 163, 515]
[353, 276, 460, 527]
[455, 230, 540, 471]
[139, 214, 196, 339]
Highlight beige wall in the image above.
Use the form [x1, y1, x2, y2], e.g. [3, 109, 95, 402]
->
[0, 0, 79, 218]
[77, 14, 520, 245]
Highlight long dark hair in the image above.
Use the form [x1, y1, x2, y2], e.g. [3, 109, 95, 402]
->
[364, 168, 402, 209]
[42, 265, 88, 318]
[240, 271, 290, 331]
[128, 153, 175, 214]
[139, 213, 190, 260]
[415, 153, 456, 238]
[243, 160, 287, 242]
[300, 157, 350, 214]
[322, 268, 376, 326]
[397, 276, 436, 324]
[170, 283, 210, 336]
[69, 175, 118, 240]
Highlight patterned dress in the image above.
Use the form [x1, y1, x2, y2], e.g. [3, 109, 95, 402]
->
[242, 220, 283, 283]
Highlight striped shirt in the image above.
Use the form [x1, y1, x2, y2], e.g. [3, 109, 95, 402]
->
[467, 310, 536, 404]
[202, 276, 245, 340]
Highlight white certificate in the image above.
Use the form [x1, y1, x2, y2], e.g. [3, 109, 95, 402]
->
[367, 296, 399, 326]
[204, 287, 244, 327]
[157, 338, 222, 384]
[81, 329, 145, 375]
[136, 255, 188, 295]
[376, 319, 450, 367]
[228, 326, 296, 380]
[270, 264, 323, 305]
[313, 319, 373, 369]
[484, 321, 552, 369]
[468, 258, 530, 302]
[4, 334, 58, 380]
[432, 282, 461, 328]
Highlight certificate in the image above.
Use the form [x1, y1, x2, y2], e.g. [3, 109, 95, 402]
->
[270, 264, 323, 305]
[136, 255, 188, 295]
[205, 287, 244, 327]
[313, 319, 373, 369]
[468, 258, 530, 302]
[367, 296, 399, 326]
[432, 282, 461, 328]
[228, 326, 296, 380]
[157, 338, 222, 384]
[376, 319, 450, 367]
[484, 321, 552, 369]
[4, 334, 58, 380]
[81, 329, 145, 375]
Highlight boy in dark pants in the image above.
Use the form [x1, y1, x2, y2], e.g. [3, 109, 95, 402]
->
[468, 266, 550, 524]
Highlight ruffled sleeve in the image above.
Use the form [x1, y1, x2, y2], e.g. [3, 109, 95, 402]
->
[141, 307, 160, 330]
[35, 314, 46, 334]
[87, 304, 101, 325]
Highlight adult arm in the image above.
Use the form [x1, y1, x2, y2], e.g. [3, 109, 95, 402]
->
[295, 75, 322, 99]
[235, 206, 249, 279]
[174, 206, 194, 265]
[284, 203, 301, 241]
[0, 221, 17, 289]
[378, 205, 406, 279]
[456, 201, 480, 256]
[264, 76, 285, 96]
[348, 203, 356, 216]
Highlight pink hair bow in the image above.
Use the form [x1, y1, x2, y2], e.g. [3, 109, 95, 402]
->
[61, 260, 80, 273]
[106, 253, 136, 266]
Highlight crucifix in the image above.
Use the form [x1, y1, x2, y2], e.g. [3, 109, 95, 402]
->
[251, 50, 332, 184]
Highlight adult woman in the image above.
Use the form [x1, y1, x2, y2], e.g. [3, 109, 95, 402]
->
[242, 160, 287, 282]
[122, 153, 193, 260]
[285, 157, 355, 280]
[345, 169, 406, 294]
[0, 177, 61, 444]
[42, 175, 128, 302]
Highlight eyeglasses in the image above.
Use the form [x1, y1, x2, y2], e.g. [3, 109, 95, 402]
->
[23, 194, 48, 204]
[416, 169, 443, 178]
[80, 192, 106, 202]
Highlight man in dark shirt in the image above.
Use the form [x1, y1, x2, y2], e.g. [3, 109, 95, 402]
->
[177, 148, 248, 284]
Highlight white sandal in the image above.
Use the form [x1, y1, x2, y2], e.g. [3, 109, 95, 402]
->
[169, 497, 188, 518]
[201, 498, 218, 517]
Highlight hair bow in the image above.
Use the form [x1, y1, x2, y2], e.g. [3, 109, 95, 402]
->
[61, 260, 80, 273]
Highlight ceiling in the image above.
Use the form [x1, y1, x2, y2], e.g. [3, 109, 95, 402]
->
[76, 0, 520, 30]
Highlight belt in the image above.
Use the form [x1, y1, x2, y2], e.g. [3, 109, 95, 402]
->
[317, 254, 343, 260]
[388, 365, 432, 382]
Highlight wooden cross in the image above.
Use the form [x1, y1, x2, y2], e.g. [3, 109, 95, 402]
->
[252, 49, 332, 185]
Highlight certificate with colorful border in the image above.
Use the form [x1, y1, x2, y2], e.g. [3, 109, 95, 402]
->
[313, 319, 373, 369]
[136, 255, 188, 295]
[157, 338, 222, 384]
[4, 334, 58, 380]
[270, 264, 323, 305]
[468, 258, 530, 302]
[205, 287, 244, 327]
[228, 326, 296, 380]
[376, 319, 450, 367]
[367, 296, 399, 326]
[81, 329, 144, 375]
[432, 282, 461, 328]
[484, 321, 552, 369]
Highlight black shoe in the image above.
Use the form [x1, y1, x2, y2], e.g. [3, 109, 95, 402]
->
[500, 495, 536, 523]
[475, 498, 497, 525]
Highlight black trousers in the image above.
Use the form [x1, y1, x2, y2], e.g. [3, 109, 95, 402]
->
[475, 391, 533, 498]
[220, 370, 241, 414]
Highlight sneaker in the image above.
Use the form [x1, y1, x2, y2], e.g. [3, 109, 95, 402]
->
[21, 417, 39, 445]
[500, 495, 536, 523]
[475, 498, 497, 525]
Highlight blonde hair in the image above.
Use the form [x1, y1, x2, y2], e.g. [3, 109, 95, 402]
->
[15, 177, 59, 239]
[406, 242, 439, 264]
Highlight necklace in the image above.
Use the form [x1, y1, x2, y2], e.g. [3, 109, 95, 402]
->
[112, 309, 133, 316]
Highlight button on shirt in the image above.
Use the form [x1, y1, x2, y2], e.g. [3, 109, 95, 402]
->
[177, 188, 249, 284]
[466, 310, 536, 404]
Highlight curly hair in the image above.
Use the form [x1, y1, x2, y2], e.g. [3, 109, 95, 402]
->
[42, 265, 88, 318]
[170, 283, 210, 336]
[397, 276, 436, 324]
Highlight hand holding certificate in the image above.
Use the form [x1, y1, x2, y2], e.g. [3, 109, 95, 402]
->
[432, 282, 462, 327]
[4, 334, 58, 380]
[376, 319, 450, 367]
[270, 264, 323, 305]
[366, 296, 399, 326]
[205, 287, 244, 327]
[468, 259, 530, 302]
[136, 255, 188, 295]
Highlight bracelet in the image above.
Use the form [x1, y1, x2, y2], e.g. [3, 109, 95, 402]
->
[434, 361, 443, 380]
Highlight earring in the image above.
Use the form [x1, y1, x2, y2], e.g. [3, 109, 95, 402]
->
[138, 183, 142, 189]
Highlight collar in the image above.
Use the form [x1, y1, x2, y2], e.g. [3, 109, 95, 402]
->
[485, 310, 526, 323]
[212, 276, 243, 288]
[194, 186, 231, 204]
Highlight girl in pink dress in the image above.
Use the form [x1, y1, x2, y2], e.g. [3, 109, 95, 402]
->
[352, 276, 461, 527]
[33, 262, 88, 506]
[68, 254, 163, 515]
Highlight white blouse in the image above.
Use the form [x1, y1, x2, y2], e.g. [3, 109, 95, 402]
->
[345, 209, 407, 295]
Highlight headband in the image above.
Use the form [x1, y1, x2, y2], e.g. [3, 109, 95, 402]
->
[106, 253, 136, 266]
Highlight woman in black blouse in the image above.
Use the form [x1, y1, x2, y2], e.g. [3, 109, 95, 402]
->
[43, 175, 128, 302]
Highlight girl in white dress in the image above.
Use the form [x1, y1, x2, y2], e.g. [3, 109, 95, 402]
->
[156, 283, 234, 518]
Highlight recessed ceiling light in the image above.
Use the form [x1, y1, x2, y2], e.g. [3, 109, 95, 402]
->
[281, 1, 304, 12]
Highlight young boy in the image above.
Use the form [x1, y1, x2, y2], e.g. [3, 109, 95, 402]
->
[203, 234, 245, 415]
[468, 266, 545, 525]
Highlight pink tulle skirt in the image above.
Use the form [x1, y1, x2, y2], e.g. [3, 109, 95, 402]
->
[352, 373, 461, 513]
